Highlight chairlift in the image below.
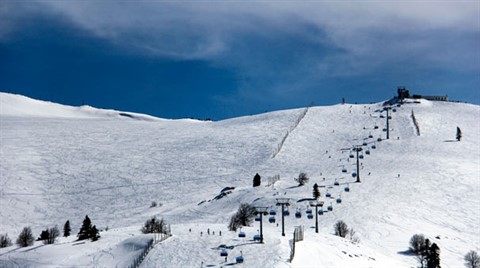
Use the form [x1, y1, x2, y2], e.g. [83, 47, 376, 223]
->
[372, 144, 377, 149]
[380, 115, 385, 118]
[269, 210, 276, 216]
[255, 216, 261, 222]
[359, 155, 364, 159]
[253, 234, 261, 241]
[334, 181, 340, 186]
[352, 172, 357, 178]
[362, 142, 367, 146]
[318, 209, 324, 215]
[220, 250, 228, 257]
[283, 210, 290, 216]
[365, 150, 370, 155]
[377, 138, 382, 142]
[238, 232, 246, 238]
[336, 198, 342, 204]
[392, 108, 397, 112]
[368, 134, 373, 138]
[236, 256, 244, 264]
[306, 209, 313, 214]
[307, 213, 314, 219]
[382, 128, 387, 132]
[342, 168, 347, 173]
[349, 154, 354, 158]
[344, 186, 350, 192]
[326, 192, 332, 198]
[374, 125, 379, 129]
[327, 205, 333, 211]
[269, 217, 276, 223]
[388, 116, 392, 119]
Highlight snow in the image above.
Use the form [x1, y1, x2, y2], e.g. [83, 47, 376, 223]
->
[0, 93, 479, 267]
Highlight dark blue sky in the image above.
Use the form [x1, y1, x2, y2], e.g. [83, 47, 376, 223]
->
[1, 1, 479, 119]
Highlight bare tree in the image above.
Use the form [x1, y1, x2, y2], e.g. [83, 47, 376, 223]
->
[465, 250, 480, 268]
[228, 203, 257, 231]
[142, 217, 167, 234]
[295, 173, 309, 186]
[334, 220, 349, 238]
[16, 227, 34, 247]
[409, 234, 426, 255]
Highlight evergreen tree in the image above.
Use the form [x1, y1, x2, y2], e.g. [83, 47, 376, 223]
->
[16, 227, 34, 247]
[253, 173, 261, 187]
[77, 215, 92, 241]
[457, 127, 462, 141]
[313, 183, 321, 199]
[90, 225, 100, 241]
[0, 233, 12, 248]
[38, 230, 49, 241]
[427, 243, 441, 268]
[64, 220, 71, 237]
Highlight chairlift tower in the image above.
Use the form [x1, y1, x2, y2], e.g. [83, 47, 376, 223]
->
[275, 198, 290, 236]
[353, 146, 363, 183]
[254, 207, 268, 243]
[383, 107, 392, 140]
[309, 201, 324, 233]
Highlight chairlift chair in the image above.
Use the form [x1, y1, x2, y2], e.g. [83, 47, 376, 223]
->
[365, 150, 370, 155]
[336, 198, 342, 204]
[306, 209, 313, 214]
[236, 256, 244, 263]
[255, 216, 261, 222]
[238, 232, 246, 238]
[269, 217, 276, 223]
[327, 205, 333, 211]
[283, 210, 290, 216]
[326, 192, 332, 198]
[253, 234, 261, 241]
[318, 209, 324, 215]
[359, 155, 364, 159]
[342, 168, 347, 173]
[374, 125, 379, 129]
[295, 211, 302, 218]
[377, 138, 382, 142]
[307, 213, 314, 219]
[269, 210, 276, 216]
[220, 250, 228, 257]
[344, 186, 350, 192]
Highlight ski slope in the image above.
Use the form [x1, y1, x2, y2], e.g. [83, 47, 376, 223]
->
[0, 92, 479, 267]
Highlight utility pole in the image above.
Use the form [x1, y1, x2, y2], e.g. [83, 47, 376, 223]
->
[354, 146, 363, 183]
[309, 201, 324, 233]
[276, 198, 290, 236]
[255, 207, 268, 243]
[384, 107, 392, 140]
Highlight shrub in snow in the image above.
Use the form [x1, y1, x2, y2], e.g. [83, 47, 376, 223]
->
[333, 220, 349, 238]
[0, 233, 12, 248]
[409, 234, 426, 255]
[253, 173, 261, 187]
[228, 203, 257, 231]
[63, 220, 71, 237]
[142, 216, 167, 234]
[16, 227, 34, 247]
[150, 201, 157, 208]
[457, 127, 462, 141]
[465, 250, 480, 268]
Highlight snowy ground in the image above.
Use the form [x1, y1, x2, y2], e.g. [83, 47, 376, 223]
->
[0, 93, 479, 267]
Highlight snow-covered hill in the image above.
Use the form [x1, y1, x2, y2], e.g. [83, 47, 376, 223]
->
[0, 92, 479, 267]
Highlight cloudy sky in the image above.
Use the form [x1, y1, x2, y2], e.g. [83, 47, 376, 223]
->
[1, 1, 478, 119]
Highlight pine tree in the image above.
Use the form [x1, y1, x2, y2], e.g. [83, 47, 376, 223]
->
[90, 225, 100, 241]
[0, 233, 12, 248]
[77, 215, 92, 241]
[427, 243, 441, 268]
[64, 220, 71, 237]
[253, 173, 261, 187]
[457, 127, 462, 141]
[313, 183, 321, 199]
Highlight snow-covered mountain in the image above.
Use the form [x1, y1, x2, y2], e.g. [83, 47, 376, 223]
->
[0, 92, 479, 267]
